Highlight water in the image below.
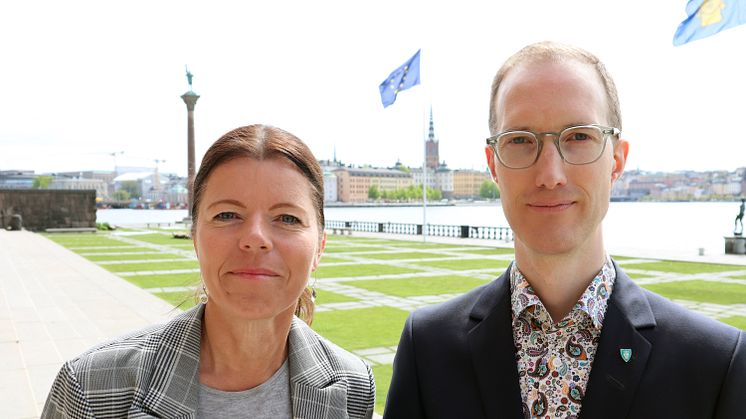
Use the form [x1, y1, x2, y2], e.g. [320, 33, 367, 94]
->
[97, 202, 738, 256]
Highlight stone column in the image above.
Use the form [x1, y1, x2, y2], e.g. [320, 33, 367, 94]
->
[181, 91, 200, 217]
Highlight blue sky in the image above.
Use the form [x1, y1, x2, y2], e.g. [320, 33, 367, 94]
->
[1, 0, 745, 176]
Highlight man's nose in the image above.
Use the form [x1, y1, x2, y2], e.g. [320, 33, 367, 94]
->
[534, 138, 568, 189]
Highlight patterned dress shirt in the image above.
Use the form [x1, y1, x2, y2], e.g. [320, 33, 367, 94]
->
[510, 256, 616, 419]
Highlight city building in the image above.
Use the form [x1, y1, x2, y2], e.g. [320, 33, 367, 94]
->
[452, 169, 490, 199]
[334, 167, 412, 202]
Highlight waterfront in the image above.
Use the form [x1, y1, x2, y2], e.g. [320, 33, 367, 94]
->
[97, 201, 738, 257]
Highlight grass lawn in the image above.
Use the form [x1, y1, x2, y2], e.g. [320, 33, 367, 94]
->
[312, 306, 409, 350]
[103, 260, 199, 273]
[45, 234, 127, 247]
[154, 291, 198, 310]
[325, 246, 391, 254]
[126, 273, 200, 288]
[384, 241, 468, 249]
[344, 275, 490, 297]
[626, 272, 654, 280]
[414, 258, 511, 271]
[719, 316, 746, 330]
[318, 256, 349, 264]
[621, 260, 744, 274]
[315, 290, 358, 304]
[356, 251, 449, 260]
[641, 280, 746, 305]
[85, 253, 177, 262]
[372, 364, 393, 413]
[315, 263, 423, 278]
[73, 246, 149, 254]
[126, 233, 193, 246]
[452, 247, 515, 255]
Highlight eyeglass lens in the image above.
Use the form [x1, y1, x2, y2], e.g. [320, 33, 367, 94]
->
[496, 126, 606, 168]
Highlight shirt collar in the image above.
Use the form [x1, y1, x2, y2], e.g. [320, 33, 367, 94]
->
[509, 255, 616, 329]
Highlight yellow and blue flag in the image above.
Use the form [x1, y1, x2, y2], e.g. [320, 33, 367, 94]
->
[673, 0, 746, 45]
[379, 50, 421, 108]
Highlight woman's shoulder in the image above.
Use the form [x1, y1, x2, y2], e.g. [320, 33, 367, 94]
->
[67, 306, 202, 374]
[289, 317, 371, 376]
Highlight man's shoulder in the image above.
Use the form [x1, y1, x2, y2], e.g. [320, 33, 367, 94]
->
[409, 279, 503, 331]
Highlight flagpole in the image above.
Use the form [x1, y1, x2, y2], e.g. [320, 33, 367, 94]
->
[422, 102, 428, 243]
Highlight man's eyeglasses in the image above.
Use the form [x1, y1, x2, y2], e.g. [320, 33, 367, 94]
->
[486, 124, 620, 169]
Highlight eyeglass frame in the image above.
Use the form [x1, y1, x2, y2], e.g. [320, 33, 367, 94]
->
[485, 124, 621, 169]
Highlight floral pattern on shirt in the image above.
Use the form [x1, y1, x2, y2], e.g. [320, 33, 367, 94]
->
[510, 256, 615, 419]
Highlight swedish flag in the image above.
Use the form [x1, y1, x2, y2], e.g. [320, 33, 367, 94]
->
[673, 0, 746, 46]
[379, 50, 421, 108]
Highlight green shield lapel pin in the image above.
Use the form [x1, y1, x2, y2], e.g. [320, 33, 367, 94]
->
[620, 348, 632, 363]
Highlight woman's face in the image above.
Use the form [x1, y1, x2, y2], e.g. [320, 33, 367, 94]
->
[194, 157, 324, 321]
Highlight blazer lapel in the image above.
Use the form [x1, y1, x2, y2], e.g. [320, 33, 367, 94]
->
[139, 305, 203, 419]
[467, 266, 524, 418]
[288, 317, 349, 419]
[580, 264, 655, 419]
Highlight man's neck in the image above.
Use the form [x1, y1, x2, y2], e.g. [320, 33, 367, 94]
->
[513, 236, 607, 322]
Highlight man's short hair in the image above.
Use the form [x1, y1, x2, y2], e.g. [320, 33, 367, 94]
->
[488, 41, 622, 136]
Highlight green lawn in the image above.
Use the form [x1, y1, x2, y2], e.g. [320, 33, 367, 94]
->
[125, 233, 193, 246]
[85, 253, 177, 262]
[622, 260, 744, 274]
[103, 260, 199, 273]
[372, 364, 393, 413]
[46, 235, 126, 247]
[315, 290, 358, 304]
[325, 246, 390, 254]
[126, 273, 200, 288]
[357, 251, 448, 260]
[315, 263, 423, 279]
[317, 256, 349, 264]
[452, 247, 515, 255]
[73, 246, 149, 254]
[641, 280, 746, 305]
[719, 316, 746, 330]
[154, 291, 198, 309]
[312, 306, 409, 350]
[413, 258, 511, 271]
[345, 275, 490, 297]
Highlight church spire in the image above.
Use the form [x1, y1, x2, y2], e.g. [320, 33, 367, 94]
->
[428, 106, 436, 142]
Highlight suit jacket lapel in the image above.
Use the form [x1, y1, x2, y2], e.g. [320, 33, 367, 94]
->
[467, 266, 524, 418]
[288, 317, 349, 419]
[140, 305, 203, 418]
[580, 263, 655, 419]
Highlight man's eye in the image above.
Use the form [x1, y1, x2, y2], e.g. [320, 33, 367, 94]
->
[568, 132, 590, 141]
[279, 214, 300, 225]
[215, 212, 238, 221]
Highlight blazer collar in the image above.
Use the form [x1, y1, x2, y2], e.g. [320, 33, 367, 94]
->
[467, 263, 524, 418]
[140, 304, 204, 418]
[287, 317, 349, 418]
[580, 261, 656, 419]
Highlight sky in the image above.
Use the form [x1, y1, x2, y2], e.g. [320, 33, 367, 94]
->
[1, 1, 745, 177]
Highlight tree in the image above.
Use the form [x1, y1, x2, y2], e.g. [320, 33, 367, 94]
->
[113, 190, 130, 201]
[119, 181, 141, 199]
[480, 180, 500, 199]
[32, 175, 53, 189]
[368, 185, 380, 200]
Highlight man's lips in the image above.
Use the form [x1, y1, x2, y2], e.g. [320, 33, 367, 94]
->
[526, 201, 575, 212]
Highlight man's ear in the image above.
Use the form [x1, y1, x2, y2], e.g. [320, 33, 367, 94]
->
[611, 139, 629, 182]
[311, 232, 326, 272]
[485, 146, 499, 183]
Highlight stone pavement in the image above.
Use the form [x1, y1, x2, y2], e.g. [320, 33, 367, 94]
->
[0, 230, 177, 419]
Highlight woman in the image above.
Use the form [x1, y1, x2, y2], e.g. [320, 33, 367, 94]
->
[43, 124, 376, 418]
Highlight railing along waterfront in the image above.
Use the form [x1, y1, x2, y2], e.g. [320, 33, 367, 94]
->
[325, 220, 513, 242]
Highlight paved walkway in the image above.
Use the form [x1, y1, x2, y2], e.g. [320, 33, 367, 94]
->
[0, 230, 177, 419]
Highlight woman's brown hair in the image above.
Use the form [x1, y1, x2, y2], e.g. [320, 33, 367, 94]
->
[190, 124, 324, 324]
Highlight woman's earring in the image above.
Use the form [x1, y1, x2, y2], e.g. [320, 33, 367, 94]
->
[199, 284, 209, 304]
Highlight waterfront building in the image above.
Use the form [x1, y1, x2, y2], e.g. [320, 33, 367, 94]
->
[334, 167, 412, 202]
[323, 170, 338, 202]
[49, 177, 107, 199]
[452, 169, 490, 199]
[0, 170, 36, 189]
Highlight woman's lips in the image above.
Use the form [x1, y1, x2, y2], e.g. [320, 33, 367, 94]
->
[228, 268, 280, 279]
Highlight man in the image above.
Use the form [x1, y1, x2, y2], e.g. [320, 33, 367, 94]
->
[383, 42, 745, 419]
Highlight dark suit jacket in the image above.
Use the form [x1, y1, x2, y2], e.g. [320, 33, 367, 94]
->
[383, 262, 745, 419]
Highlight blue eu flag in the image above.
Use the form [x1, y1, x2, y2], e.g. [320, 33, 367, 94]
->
[379, 50, 421, 108]
[673, 0, 746, 46]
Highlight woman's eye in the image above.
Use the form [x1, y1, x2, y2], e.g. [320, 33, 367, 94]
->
[214, 212, 238, 221]
[279, 214, 300, 225]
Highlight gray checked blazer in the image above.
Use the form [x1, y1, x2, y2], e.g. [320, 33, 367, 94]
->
[42, 304, 375, 418]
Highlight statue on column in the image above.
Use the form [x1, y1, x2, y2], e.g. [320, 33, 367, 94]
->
[185, 66, 194, 90]
[735, 198, 745, 235]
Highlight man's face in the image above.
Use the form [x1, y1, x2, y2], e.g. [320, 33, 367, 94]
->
[485, 59, 628, 257]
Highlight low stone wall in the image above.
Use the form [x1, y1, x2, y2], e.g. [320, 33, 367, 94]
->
[0, 189, 96, 231]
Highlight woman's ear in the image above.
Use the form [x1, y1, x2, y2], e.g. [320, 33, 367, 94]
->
[311, 232, 326, 272]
